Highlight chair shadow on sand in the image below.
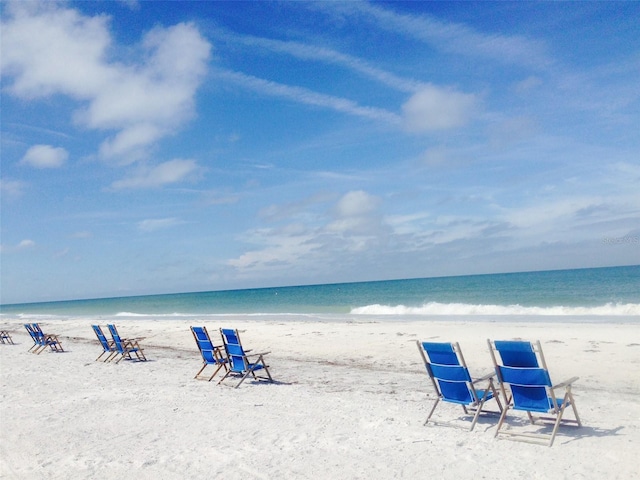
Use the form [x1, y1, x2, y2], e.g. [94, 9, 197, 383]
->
[491, 412, 624, 445]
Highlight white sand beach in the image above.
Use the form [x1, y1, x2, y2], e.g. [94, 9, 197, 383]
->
[1, 316, 639, 479]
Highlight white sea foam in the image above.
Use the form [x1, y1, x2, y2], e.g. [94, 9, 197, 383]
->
[350, 302, 640, 316]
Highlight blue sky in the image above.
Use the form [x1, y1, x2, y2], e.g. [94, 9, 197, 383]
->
[1, 1, 639, 304]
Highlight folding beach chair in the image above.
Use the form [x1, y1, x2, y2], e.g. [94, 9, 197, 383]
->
[24, 323, 64, 354]
[488, 339, 582, 446]
[107, 324, 147, 364]
[218, 328, 273, 388]
[417, 341, 502, 430]
[0, 329, 15, 344]
[191, 326, 228, 381]
[92, 325, 117, 362]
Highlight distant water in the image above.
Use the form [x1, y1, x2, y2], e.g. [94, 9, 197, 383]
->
[1, 266, 639, 317]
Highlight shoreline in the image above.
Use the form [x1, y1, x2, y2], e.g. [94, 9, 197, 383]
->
[2, 315, 639, 478]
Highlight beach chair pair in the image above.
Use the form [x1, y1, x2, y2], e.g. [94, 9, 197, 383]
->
[191, 326, 273, 388]
[92, 324, 147, 363]
[24, 323, 64, 354]
[417, 339, 581, 446]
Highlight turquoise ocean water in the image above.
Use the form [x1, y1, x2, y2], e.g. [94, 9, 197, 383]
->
[1, 266, 639, 318]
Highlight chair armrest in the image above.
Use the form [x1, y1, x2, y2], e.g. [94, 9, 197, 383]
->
[245, 351, 271, 358]
[472, 372, 495, 384]
[122, 339, 143, 349]
[551, 376, 579, 390]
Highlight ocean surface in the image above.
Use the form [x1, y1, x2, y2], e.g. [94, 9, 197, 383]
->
[1, 266, 639, 319]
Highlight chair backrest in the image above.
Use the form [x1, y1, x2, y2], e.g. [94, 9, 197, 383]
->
[191, 326, 221, 364]
[419, 341, 475, 405]
[493, 340, 539, 367]
[107, 324, 125, 352]
[24, 324, 37, 341]
[92, 325, 111, 351]
[489, 339, 556, 413]
[32, 323, 47, 343]
[220, 328, 248, 373]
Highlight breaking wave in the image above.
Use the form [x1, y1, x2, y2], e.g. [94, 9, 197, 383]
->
[350, 302, 640, 316]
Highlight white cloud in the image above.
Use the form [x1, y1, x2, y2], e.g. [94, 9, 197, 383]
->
[402, 85, 478, 132]
[1, 239, 36, 254]
[19, 144, 68, 168]
[0, 179, 27, 198]
[1, 2, 211, 163]
[18, 239, 35, 249]
[214, 69, 401, 125]
[225, 31, 423, 93]
[228, 190, 387, 274]
[137, 217, 182, 232]
[111, 159, 200, 189]
[333, 190, 379, 217]
[331, 2, 551, 70]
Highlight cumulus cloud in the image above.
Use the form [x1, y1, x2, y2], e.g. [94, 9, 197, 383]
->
[1, 2, 211, 164]
[111, 159, 200, 189]
[402, 85, 478, 132]
[19, 144, 68, 168]
[333, 190, 379, 218]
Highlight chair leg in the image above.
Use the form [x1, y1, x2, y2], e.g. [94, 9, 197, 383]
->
[526, 411, 535, 424]
[194, 363, 208, 379]
[217, 369, 233, 385]
[495, 403, 511, 437]
[207, 363, 225, 381]
[549, 401, 568, 447]
[235, 369, 255, 388]
[567, 391, 582, 426]
[470, 389, 492, 431]
[424, 397, 441, 426]
[470, 401, 485, 431]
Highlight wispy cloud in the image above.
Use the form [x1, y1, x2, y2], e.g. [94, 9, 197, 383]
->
[215, 29, 423, 93]
[213, 69, 402, 126]
[0, 179, 27, 199]
[111, 159, 200, 189]
[319, 2, 551, 70]
[137, 217, 183, 232]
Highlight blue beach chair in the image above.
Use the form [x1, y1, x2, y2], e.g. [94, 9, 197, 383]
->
[24, 323, 64, 354]
[92, 325, 117, 362]
[417, 341, 502, 430]
[218, 328, 273, 388]
[107, 324, 147, 364]
[488, 339, 582, 446]
[191, 326, 228, 381]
